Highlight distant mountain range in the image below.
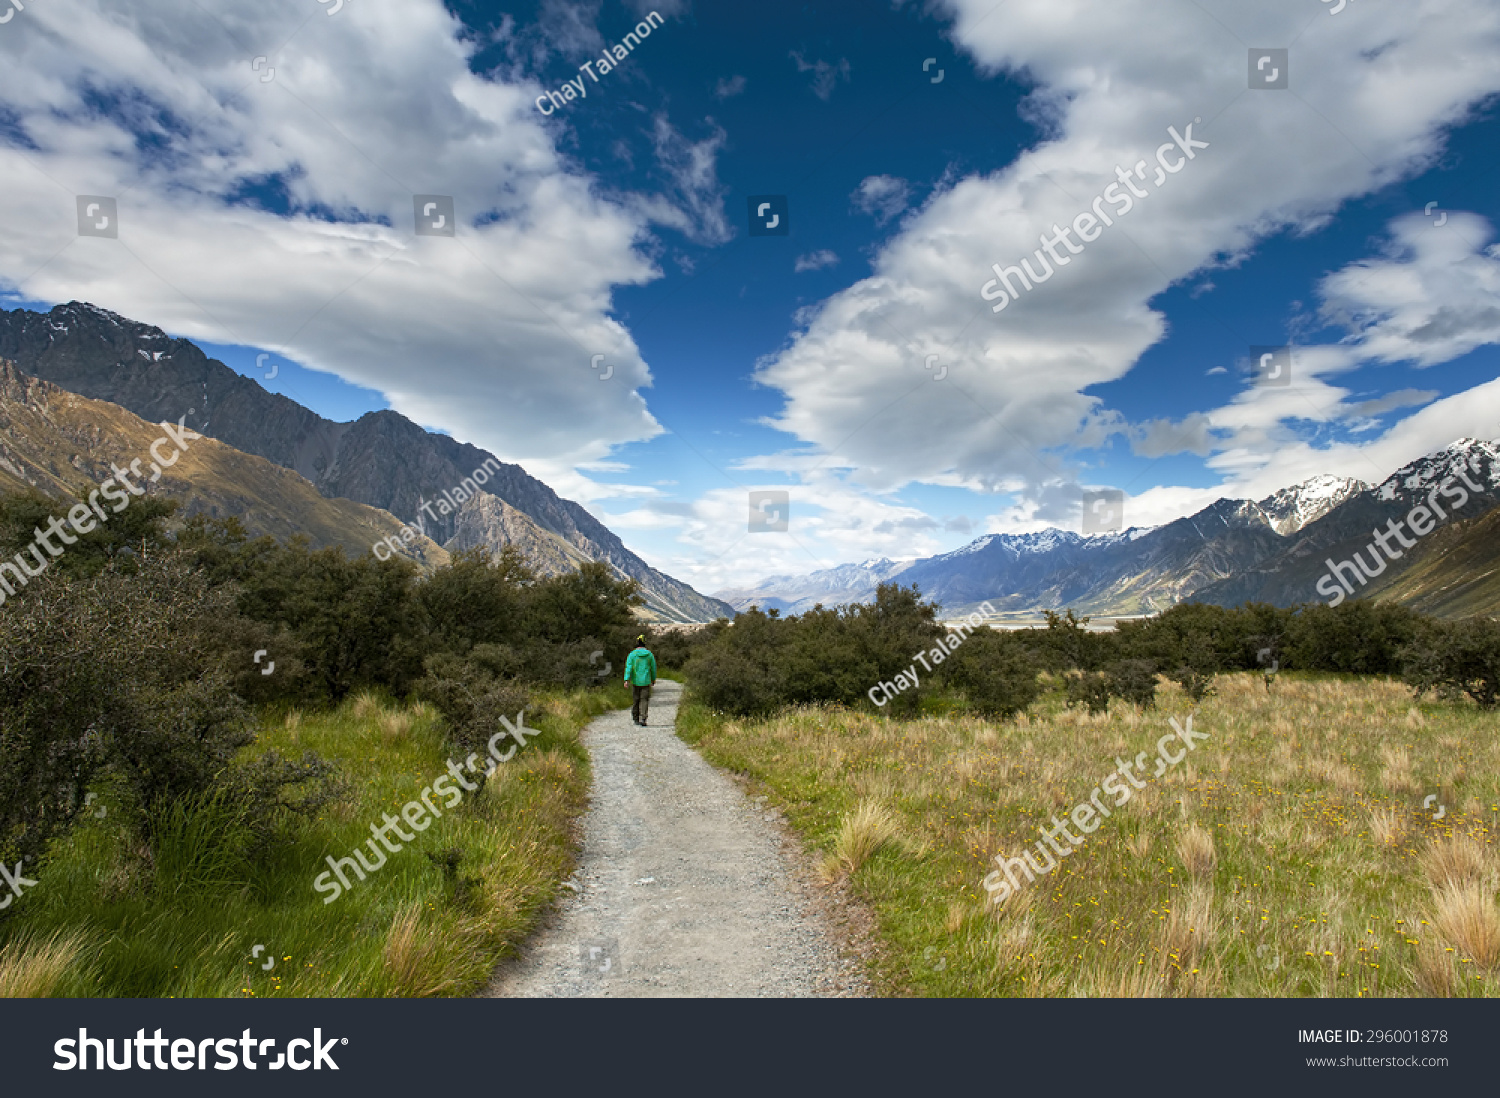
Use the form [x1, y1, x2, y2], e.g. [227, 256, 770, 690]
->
[0, 302, 733, 622]
[717, 444, 1500, 619]
[714, 557, 916, 616]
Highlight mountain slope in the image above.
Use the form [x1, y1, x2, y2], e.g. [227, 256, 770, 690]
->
[1364, 506, 1500, 617]
[897, 500, 1288, 616]
[0, 360, 448, 563]
[1256, 474, 1368, 534]
[1193, 440, 1500, 608]
[0, 302, 732, 622]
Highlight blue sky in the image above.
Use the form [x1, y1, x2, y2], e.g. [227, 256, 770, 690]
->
[1, 0, 1499, 595]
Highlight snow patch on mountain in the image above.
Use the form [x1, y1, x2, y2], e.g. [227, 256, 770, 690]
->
[1375, 438, 1500, 502]
[1256, 474, 1368, 535]
[714, 557, 916, 614]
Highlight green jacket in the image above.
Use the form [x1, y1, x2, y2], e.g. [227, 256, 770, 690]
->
[624, 646, 657, 687]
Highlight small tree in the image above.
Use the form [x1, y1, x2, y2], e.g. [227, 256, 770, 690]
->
[1065, 670, 1111, 715]
[946, 630, 1041, 721]
[1106, 658, 1159, 710]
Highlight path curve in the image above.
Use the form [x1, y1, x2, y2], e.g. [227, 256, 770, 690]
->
[484, 680, 866, 998]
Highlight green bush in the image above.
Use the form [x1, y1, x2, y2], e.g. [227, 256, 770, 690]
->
[1064, 670, 1111, 715]
[414, 651, 534, 774]
[1284, 601, 1420, 675]
[943, 630, 1041, 720]
[1402, 617, 1500, 710]
[0, 551, 340, 877]
[685, 642, 789, 718]
[1105, 658, 1159, 710]
[684, 585, 944, 719]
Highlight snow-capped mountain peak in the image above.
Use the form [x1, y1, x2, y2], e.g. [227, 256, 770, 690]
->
[1375, 438, 1500, 502]
[1257, 474, 1369, 534]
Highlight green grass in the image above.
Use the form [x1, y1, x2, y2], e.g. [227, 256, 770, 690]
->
[0, 683, 629, 997]
[678, 672, 1500, 997]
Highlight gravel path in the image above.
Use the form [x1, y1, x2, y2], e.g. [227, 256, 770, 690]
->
[484, 680, 867, 998]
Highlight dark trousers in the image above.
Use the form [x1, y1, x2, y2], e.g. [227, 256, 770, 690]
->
[631, 684, 652, 724]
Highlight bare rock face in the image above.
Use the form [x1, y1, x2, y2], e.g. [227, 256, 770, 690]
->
[446, 493, 595, 578]
[0, 302, 732, 622]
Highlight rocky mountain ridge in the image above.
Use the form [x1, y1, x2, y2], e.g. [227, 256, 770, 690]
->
[0, 302, 732, 622]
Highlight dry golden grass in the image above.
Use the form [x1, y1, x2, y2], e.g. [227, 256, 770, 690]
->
[1419, 836, 1493, 890]
[1177, 824, 1216, 879]
[1413, 938, 1458, 997]
[1429, 882, 1500, 970]
[381, 904, 453, 997]
[351, 690, 383, 720]
[827, 801, 902, 879]
[377, 710, 414, 743]
[0, 930, 90, 997]
[1368, 806, 1405, 848]
[682, 671, 1500, 997]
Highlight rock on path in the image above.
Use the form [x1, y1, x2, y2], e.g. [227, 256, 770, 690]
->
[483, 680, 867, 998]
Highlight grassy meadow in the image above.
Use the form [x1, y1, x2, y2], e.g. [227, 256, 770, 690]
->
[0, 683, 628, 997]
[678, 672, 1500, 997]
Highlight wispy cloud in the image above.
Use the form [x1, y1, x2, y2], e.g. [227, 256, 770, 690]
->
[714, 74, 747, 99]
[790, 50, 851, 100]
[851, 175, 911, 226]
[794, 249, 839, 273]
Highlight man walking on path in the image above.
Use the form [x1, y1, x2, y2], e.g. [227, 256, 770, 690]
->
[624, 636, 657, 726]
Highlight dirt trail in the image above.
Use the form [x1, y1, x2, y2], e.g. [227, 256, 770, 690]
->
[484, 680, 867, 997]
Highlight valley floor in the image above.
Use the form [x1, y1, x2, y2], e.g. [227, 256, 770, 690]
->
[676, 673, 1500, 997]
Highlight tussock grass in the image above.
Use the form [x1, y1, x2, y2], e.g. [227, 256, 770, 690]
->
[824, 802, 902, 880]
[377, 710, 414, 743]
[1176, 824, 1216, 879]
[1419, 836, 1493, 890]
[0, 930, 93, 997]
[0, 685, 629, 997]
[350, 690, 384, 721]
[678, 672, 1500, 997]
[1429, 883, 1500, 971]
